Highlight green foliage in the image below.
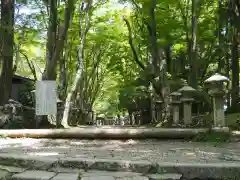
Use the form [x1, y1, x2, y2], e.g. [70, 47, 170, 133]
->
[7, 0, 239, 117]
[118, 80, 149, 111]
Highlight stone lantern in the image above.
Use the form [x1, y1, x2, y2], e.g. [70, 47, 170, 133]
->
[204, 73, 229, 127]
[178, 85, 196, 125]
[170, 91, 182, 125]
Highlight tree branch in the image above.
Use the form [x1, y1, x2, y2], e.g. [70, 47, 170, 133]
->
[123, 16, 145, 70]
[19, 51, 37, 81]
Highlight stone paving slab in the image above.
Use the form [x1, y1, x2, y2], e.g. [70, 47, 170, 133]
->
[11, 170, 56, 180]
[0, 169, 11, 179]
[0, 153, 58, 170]
[1, 157, 240, 179]
[0, 167, 184, 180]
[51, 173, 79, 180]
[115, 176, 149, 180]
[48, 167, 84, 173]
[81, 171, 142, 178]
[1, 138, 240, 163]
[147, 173, 182, 180]
[1, 152, 240, 179]
[0, 165, 26, 173]
[81, 176, 115, 180]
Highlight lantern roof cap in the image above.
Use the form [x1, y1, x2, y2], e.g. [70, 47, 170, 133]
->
[178, 85, 196, 92]
[205, 73, 229, 83]
[170, 91, 182, 96]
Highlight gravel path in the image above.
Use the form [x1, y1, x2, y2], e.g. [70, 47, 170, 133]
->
[1, 138, 240, 163]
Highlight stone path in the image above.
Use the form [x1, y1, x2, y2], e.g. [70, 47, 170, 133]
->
[0, 138, 240, 179]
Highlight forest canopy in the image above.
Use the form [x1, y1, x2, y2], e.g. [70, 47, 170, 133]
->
[0, 0, 239, 127]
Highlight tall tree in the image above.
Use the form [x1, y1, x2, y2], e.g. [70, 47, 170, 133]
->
[42, 0, 75, 80]
[61, 1, 92, 127]
[188, 0, 199, 88]
[0, 0, 15, 105]
[229, 0, 240, 111]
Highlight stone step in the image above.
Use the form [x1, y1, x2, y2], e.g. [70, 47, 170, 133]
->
[0, 153, 240, 179]
[0, 168, 182, 180]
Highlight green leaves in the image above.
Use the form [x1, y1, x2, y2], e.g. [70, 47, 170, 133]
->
[13, 0, 231, 115]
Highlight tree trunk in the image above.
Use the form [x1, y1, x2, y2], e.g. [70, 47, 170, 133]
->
[229, 0, 240, 111]
[59, 46, 68, 100]
[42, 0, 58, 80]
[217, 0, 225, 73]
[42, 0, 74, 81]
[230, 28, 239, 110]
[38, 0, 74, 128]
[61, 2, 91, 128]
[150, 0, 159, 74]
[188, 0, 198, 88]
[0, 0, 15, 105]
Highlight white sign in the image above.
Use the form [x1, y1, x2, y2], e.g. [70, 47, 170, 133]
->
[35, 80, 57, 115]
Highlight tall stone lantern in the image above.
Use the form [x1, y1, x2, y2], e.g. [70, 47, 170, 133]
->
[178, 85, 196, 125]
[170, 91, 182, 125]
[204, 73, 229, 127]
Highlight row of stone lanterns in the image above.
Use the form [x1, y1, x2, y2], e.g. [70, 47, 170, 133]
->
[169, 73, 229, 128]
[170, 84, 196, 126]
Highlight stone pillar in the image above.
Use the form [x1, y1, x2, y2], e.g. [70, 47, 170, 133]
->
[172, 105, 180, 124]
[213, 96, 225, 127]
[155, 100, 163, 122]
[170, 92, 181, 125]
[205, 73, 229, 128]
[181, 98, 194, 125]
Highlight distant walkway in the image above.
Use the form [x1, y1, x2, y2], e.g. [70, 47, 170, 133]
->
[0, 138, 240, 179]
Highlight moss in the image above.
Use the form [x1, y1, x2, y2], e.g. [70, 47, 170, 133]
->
[193, 130, 230, 143]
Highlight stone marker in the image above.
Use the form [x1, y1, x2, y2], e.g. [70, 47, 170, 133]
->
[11, 170, 56, 180]
[205, 73, 229, 127]
[170, 92, 182, 125]
[178, 85, 196, 125]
